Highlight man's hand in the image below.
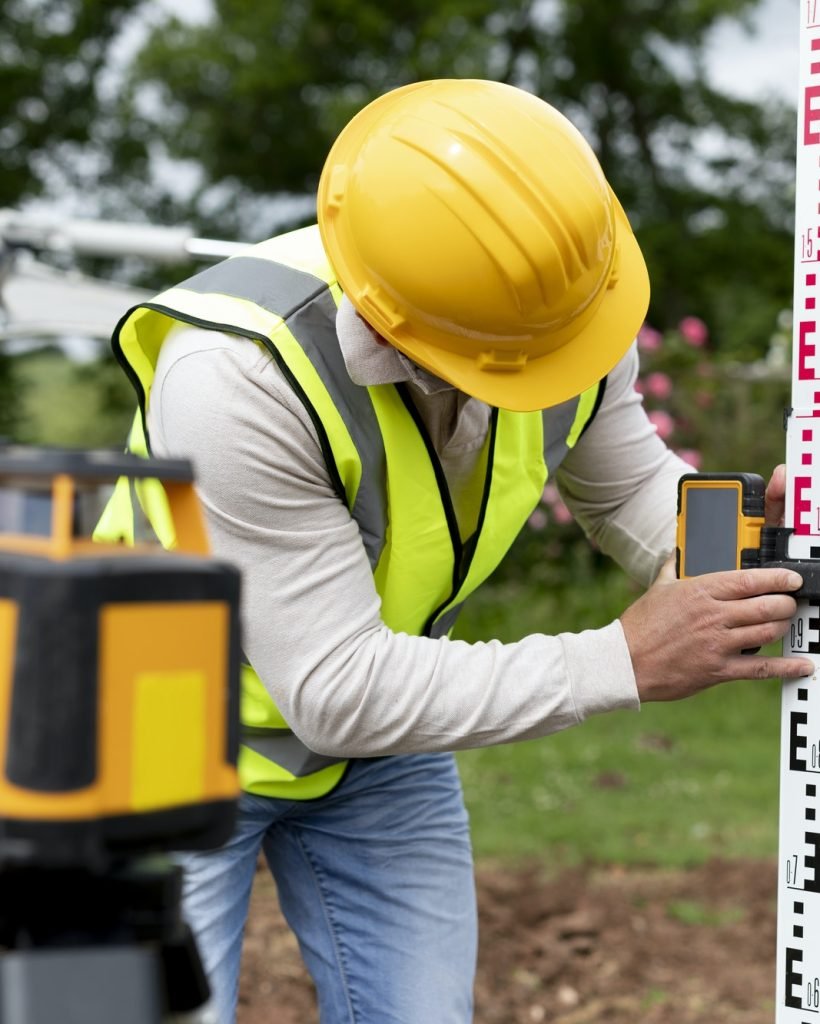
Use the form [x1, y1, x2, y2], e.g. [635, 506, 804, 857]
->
[620, 560, 814, 701]
[765, 463, 787, 527]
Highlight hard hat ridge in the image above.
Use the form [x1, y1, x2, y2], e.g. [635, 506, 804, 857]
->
[391, 93, 615, 314]
[318, 79, 649, 411]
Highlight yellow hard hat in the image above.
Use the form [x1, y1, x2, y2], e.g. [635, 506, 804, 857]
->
[318, 79, 649, 412]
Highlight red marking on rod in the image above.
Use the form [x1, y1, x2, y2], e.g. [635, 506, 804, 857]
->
[804, 429, 814, 441]
[799, 321, 818, 379]
[806, 86, 820, 145]
[794, 477, 814, 535]
[812, 37, 820, 49]
[809, 298, 817, 309]
[804, 453, 814, 465]
[812, 62, 820, 75]
[810, 274, 818, 285]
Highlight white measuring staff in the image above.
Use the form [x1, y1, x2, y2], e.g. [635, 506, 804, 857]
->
[775, 4, 820, 1019]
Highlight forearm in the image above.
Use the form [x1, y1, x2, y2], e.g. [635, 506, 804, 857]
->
[236, 521, 639, 757]
[557, 344, 691, 587]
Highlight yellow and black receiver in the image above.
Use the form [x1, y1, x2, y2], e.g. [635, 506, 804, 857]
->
[0, 446, 241, 869]
[676, 472, 766, 579]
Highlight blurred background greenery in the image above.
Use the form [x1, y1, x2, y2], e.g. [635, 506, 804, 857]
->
[0, 0, 803, 867]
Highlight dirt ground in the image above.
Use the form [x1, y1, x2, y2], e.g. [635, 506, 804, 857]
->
[238, 857, 780, 1023]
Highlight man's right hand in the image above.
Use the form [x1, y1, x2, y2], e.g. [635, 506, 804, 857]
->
[620, 560, 815, 702]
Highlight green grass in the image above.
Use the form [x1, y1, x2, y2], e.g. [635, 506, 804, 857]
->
[665, 900, 745, 926]
[11, 348, 133, 447]
[454, 572, 785, 868]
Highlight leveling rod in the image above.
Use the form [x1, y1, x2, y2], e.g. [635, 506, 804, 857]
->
[775, 4, 820, 1019]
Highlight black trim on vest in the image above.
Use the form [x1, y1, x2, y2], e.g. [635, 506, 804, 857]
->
[111, 304, 152, 439]
[113, 304, 349, 509]
[394, 382, 500, 638]
[459, 407, 499, 578]
[396, 383, 463, 602]
[426, 407, 500, 639]
[579, 375, 607, 440]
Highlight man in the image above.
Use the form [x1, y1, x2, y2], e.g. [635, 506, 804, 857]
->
[110, 80, 811, 1022]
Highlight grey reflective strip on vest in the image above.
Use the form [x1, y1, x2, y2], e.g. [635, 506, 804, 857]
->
[241, 727, 345, 778]
[430, 604, 462, 639]
[542, 395, 581, 473]
[180, 256, 388, 569]
[288, 289, 387, 567]
[179, 256, 327, 319]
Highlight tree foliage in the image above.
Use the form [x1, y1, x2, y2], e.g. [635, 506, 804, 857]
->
[0, 0, 142, 207]
[112, 0, 796, 357]
[3, 0, 798, 361]
[115, 0, 507, 233]
[528, 0, 797, 355]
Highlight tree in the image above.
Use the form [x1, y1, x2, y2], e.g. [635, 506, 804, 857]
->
[0, 0, 146, 441]
[81, 1, 805, 355]
[114, 0, 506, 236]
[0, 0, 144, 208]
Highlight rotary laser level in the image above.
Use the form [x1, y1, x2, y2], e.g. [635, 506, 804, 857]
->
[0, 445, 241, 1023]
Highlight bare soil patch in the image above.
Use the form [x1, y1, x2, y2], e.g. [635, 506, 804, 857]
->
[238, 858, 779, 1023]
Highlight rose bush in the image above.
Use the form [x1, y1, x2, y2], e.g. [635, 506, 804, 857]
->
[499, 316, 792, 589]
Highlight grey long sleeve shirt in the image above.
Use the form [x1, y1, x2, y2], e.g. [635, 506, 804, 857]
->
[147, 308, 690, 759]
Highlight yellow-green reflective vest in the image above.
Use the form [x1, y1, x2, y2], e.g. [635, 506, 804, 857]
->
[109, 224, 604, 800]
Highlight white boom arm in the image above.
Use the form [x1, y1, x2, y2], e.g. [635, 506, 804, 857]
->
[0, 209, 246, 344]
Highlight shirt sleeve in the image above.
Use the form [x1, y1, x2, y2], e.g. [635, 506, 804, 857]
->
[557, 343, 693, 589]
[147, 327, 641, 759]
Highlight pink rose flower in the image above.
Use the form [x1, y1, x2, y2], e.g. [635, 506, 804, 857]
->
[541, 483, 560, 506]
[648, 409, 676, 439]
[679, 316, 708, 347]
[637, 323, 663, 351]
[528, 508, 548, 531]
[676, 449, 703, 469]
[645, 371, 673, 400]
[551, 499, 574, 525]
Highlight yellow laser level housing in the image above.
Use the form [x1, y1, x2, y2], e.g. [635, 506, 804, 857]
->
[0, 446, 241, 868]
[676, 472, 766, 579]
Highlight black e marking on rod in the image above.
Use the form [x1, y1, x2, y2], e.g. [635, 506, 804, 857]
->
[806, 831, 820, 892]
[792, 711, 810, 771]
[787, 946, 804, 1009]
[809, 600, 820, 653]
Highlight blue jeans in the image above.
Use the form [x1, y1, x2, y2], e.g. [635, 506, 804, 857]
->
[177, 752, 477, 1023]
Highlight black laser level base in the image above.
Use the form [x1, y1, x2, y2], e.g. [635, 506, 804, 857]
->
[0, 858, 210, 1023]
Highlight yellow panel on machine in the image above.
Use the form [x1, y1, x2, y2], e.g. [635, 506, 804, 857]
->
[0, 446, 241, 868]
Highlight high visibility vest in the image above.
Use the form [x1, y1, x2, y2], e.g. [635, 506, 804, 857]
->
[108, 224, 604, 800]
